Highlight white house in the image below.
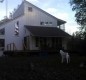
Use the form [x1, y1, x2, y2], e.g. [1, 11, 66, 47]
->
[0, 0, 70, 51]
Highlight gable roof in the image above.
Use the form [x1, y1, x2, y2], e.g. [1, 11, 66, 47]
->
[25, 1, 66, 25]
[25, 25, 71, 37]
[0, 1, 66, 26]
[0, 18, 11, 26]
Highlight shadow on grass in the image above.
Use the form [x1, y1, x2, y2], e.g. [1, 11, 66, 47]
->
[0, 54, 85, 80]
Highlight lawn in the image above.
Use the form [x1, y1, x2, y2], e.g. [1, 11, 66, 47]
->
[0, 53, 86, 80]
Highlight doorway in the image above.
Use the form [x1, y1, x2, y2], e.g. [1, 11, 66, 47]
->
[24, 36, 30, 50]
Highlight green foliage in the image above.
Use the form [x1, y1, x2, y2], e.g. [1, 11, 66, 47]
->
[67, 32, 86, 54]
[68, 35, 83, 53]
[70, 0, 86, 25]
[70, 0, 86, 43]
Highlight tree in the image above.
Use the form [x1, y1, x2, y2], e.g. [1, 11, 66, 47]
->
[0, 0, 4, 3]
[70, 0, 86, 38]
[70, 0, 86, 25]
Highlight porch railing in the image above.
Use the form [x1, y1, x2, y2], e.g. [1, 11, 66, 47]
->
[23, 42, 27, 50]
[7, 43, 17, 51]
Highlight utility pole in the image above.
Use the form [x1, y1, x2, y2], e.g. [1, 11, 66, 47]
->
[6, 0, 8, 18]
[0, 0, 8, 18]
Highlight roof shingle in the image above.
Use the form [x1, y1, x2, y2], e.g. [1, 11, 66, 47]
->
[25, 25, 71, 37]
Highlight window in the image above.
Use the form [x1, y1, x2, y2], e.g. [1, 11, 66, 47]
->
[17, 21, 19, 25]
[40, 21, 52, 25]
[40, 22, 44, 25]
[0, 39, 5, 47]
[35, 37, 39, 47]
[45, 22, 48, 24]
[49, 22, 52, 25]
[40, 21, 53, 26]
[0, 28, 5, 35]
[28, 7, 32, 12]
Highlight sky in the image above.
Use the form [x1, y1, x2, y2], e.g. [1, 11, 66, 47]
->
[0, 0, 79, 34]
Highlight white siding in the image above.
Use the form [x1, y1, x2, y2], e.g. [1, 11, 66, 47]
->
[2, 16, 26, 50]
[0, 1, 68, 51]
[24, 2, 57, 27]
[13, 2, 24, 19]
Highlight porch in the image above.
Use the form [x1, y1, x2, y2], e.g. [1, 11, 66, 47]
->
[24, 36, 62, 50]
[24, 26, 70, 50]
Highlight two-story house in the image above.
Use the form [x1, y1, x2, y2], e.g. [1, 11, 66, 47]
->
[0, 0, 70, 51]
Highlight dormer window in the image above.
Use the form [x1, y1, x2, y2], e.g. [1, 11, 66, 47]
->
[28, 7, 32, 12]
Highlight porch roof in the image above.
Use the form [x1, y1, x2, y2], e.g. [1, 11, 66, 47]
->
[25, 25, 71, 37]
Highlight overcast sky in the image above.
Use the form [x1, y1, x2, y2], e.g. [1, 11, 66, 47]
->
[0, 0, 79, 34]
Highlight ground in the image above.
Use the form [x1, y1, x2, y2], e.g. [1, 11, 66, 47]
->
[0, 53, 86, 80]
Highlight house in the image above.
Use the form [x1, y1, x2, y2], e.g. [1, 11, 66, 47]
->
[0, 0, 70, 51]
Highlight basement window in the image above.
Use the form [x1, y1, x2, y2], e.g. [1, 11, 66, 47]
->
[28, 7, 32, 12]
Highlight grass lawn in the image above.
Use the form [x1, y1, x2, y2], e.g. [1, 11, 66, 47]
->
[0, 53, 86, 80]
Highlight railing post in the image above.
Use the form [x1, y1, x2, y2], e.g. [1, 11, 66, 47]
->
[7, 43, 17, 51]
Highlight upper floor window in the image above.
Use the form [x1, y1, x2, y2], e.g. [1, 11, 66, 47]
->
[49, 22, 52, 25]
[40, 22, 44, 25]
[28, 7, 32, 12]
[17, 21, 19, 26]
[45, 22, 48, 25]
[0, 28, 5, 35]
[40, 21, 52, 25]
